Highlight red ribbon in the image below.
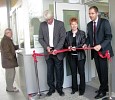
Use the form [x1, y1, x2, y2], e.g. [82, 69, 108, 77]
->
[32, 48, 111, 62]
[98, 50, 111, 61]
[32, 50, 47, 62]
[53, 47, 94, 54]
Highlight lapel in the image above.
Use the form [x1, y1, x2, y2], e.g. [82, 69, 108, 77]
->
[76, 30, 80, 44]
[53, 19, 56, 40]
[69, 31, 73, 45]
[95, 18, 102, 41]
[45, 22, 49, 42]
[90, 21, 93, 39]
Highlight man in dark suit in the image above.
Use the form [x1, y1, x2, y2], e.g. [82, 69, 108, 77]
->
[83, 6, 114, 99]
[39, 10, 66, 96]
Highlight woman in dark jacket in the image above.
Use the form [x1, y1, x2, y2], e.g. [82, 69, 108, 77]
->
[65, 17, 86, 95]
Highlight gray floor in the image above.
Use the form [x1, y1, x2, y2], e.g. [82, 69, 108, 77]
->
[0, 63, 115, 100]
[0, 67, 26, 100]
[0, 66, 107, 100]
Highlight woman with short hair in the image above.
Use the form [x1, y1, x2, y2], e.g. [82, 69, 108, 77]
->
[65, 17, 86, 95]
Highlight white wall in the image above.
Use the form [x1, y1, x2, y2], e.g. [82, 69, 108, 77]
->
[109, 0, 115, 92]
[43, 0, 54, 11]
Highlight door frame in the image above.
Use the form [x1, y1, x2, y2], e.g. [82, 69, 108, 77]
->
[54, 2, 92, 88]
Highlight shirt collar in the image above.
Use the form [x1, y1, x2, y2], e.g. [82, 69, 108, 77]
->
[47, 19, 54, 26]
[94, 16, 98, 23]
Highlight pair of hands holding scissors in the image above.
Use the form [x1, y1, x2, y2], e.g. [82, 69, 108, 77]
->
[68, 44, 102, 52]
[47, 46, 57, 55]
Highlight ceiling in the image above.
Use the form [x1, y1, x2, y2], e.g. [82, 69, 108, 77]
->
[0, 0, 109, 7]
[99, 0, 108, 3]
[0, 0, 17, 7]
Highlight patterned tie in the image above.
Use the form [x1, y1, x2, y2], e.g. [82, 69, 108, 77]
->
[93, 22, 96, 46]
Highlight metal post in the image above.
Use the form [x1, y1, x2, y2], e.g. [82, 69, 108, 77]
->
[30, 60, 45, 100]
[102, 58, 115, 100]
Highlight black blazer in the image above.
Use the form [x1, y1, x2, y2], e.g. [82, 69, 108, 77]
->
[86, 18, 114, 58]
[64, 29, 86, 60]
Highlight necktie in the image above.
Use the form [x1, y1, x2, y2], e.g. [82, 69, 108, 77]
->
[93, 22, 96, 33]
[93, 22, 96, 46]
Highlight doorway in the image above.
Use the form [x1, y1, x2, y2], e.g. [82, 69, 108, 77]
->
[54, 2, 91, 88]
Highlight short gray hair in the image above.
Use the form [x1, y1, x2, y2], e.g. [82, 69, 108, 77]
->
[4, 28, 12, 35]
[43, 10, 53, 20]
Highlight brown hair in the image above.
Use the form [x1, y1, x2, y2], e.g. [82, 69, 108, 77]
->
[69, 17, 78, 25]
[89, 6, 98, 13]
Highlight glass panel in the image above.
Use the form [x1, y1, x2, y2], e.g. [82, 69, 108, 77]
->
[28, 0, 43, 48]
[29, 18, 41, 48]
[63, 10, 79, 76]
[63, 10, 79, 31]
[16, 7, 24, 48]
[11, 12, 19, 46]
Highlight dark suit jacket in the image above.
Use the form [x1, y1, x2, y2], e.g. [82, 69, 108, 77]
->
[86, 18, 114, 58]
[39, 19, 66, 60]
[64, 29, 86, 60]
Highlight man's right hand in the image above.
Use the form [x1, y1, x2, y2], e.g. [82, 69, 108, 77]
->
[47, 47, 52, 53]
[82, 44, 87, 48]
[68, 46, 72, 51]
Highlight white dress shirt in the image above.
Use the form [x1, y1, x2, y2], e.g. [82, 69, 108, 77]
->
[93, 17, 98, 29]
[48, 20, 54, 47]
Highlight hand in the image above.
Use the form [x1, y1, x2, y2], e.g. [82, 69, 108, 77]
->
[71, 46, 76, 51]
[82, 44, 87, 48]
[68, 46, 72, 51]
[47, 46, 52, 53]
[52, 49, 57, 55]
[94, 45, 101, 51]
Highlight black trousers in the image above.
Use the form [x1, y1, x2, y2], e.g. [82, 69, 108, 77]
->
[46, 55, 64, 91]
[69, 55, 86, 92]
[93, 51, 108, 93]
